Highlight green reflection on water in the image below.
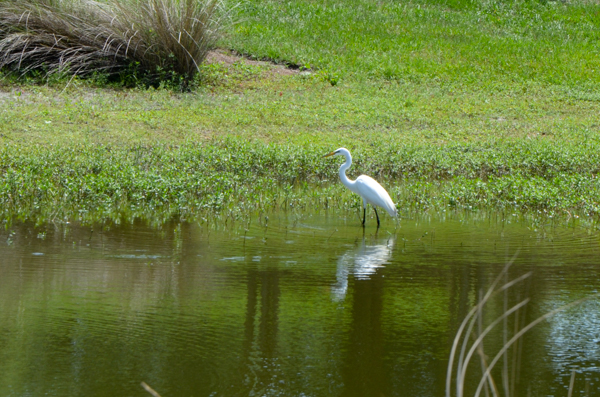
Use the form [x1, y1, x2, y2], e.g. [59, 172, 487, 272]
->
[0, 212, 599, 396]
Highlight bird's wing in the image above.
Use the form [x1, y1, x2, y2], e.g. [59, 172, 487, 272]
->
[355, 175, 397, 217]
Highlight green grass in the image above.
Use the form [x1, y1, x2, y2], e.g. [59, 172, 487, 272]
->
[1, 0, 600, 225]
[2, 71, 599, 146]
[224, 0, 600, 86]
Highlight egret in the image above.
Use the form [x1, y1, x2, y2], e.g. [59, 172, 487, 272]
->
[324, 148, 397, 227]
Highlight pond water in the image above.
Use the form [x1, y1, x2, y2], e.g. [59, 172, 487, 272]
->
[1, 212, 600, 397]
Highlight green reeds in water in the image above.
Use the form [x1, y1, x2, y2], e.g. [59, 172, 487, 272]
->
[446, 256, 597, 397]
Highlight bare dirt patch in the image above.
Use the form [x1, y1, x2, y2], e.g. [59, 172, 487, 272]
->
[205, 49, 297, 76]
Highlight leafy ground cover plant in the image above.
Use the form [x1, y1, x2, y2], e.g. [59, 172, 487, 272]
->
[0, 139, 599, 226]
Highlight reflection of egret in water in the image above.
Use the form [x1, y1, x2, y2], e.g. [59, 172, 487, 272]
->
[332, 236, 395, 301]
[333, 234, 395, 397]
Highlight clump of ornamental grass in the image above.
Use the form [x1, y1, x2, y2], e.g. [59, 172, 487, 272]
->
[0, 0, 225, 87]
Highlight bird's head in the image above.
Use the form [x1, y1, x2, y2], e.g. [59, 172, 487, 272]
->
[323, 148, 349, 158]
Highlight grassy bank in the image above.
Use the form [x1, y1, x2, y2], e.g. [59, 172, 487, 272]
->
[1, 0, 599, 225]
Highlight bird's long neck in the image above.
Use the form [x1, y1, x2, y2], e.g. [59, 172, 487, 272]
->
[339, 152, 356, 191]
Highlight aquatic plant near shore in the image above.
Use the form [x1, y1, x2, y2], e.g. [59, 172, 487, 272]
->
[0, 139, 600, 225]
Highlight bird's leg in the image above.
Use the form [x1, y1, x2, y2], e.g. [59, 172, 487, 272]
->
[362, 199, 367, 226]
[374, 207, 380, 228]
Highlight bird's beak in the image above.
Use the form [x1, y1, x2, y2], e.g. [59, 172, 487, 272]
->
[323, 151, 336, 158]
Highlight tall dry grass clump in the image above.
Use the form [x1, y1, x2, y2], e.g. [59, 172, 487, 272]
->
[0, 0, 225, 86]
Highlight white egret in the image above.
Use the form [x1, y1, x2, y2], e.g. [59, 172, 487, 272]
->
[324, 148, 397, 227]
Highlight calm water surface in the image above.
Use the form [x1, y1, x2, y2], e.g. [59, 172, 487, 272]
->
[1, 212, 600, 396]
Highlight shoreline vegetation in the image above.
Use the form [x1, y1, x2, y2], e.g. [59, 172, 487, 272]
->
[1, 138, 599, 226]
[1, 0, 600, 226]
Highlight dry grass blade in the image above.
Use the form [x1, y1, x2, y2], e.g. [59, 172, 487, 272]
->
[456, 271, 531, 383]
[446, 252, 521, 397]
[473, 293, 600, 397]
[568, 370, 576, 397]
[141, 381, 162, 397]
[452, 269, 531, 397]
[447, 256, 600, 397]
[458, 298, 530, 392]
[0, 0, 226, 86]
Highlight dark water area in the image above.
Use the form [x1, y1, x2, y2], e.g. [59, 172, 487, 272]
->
[1, 212, 600, 396]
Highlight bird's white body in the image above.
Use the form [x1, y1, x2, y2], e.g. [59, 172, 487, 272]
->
[325, 147, 397, 224]
[351, 174, 398, 218]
